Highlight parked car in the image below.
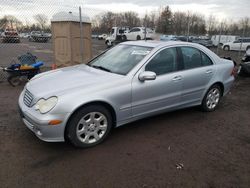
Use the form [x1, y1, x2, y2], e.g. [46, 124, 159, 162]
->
[222, 38, 250, 51]
[19, 33, 30, 39]
[211, 35, 238, 47]
[98, 34, 108, 40]
[160, 35, 177, 41]
[192, 38, 213, 48]
[175, 36, 191, 42]
[19, 41, 236, 148]
[91, 34, 98, 39]
[1, 28, 20, 43]
[124, 27, 154, 41]
[29, 31, 50, 43]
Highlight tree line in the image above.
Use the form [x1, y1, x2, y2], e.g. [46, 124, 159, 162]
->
[92, 6, 250, 37]
[1, 5, 250, 37]
[0, 14, 50, 32]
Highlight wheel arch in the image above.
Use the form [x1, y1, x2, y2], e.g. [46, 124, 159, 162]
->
[209, 82, 224, 96]
[64, 101, 117, 139]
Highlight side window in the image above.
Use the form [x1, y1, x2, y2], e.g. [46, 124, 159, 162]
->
[134, 28, 140, 32]
[130, 29, 136, 33]
[201, 52, 213, 66]
[181, 47, 202, 69]
[145, 48, 177, 75]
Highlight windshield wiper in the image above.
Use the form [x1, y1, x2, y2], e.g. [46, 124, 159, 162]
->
[91, 65, 112, 73]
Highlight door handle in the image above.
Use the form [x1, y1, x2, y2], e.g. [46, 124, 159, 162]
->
[206, 70, 213, 74]
[172, 76, 182, 81]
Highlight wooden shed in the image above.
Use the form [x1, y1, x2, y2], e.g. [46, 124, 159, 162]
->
[51, 12, 92, 67]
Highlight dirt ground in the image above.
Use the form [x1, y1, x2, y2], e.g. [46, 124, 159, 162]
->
[0, 39, 250, 188]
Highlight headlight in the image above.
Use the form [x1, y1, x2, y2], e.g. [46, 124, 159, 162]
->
[35, 97, 58, 114]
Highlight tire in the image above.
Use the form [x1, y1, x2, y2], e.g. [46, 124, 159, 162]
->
[66, 105, 113, 148]
[246, 46, 250, 51]
[223, 46, 230, 51]
[8, 76, 21, 87]
[201, 85, 222, 112]
[122, 35, 127, 41]
[136, 35, 141, 40]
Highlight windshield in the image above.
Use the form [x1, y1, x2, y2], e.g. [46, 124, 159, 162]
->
[89, 45, 152, 75]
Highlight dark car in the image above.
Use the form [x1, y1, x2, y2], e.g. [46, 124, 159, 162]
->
[29, 31, 50, 43]
[192, 38, 213, 48]
[175, 36, 193, 42]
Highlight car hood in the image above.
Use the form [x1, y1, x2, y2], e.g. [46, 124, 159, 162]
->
[26, 65, 124, 98]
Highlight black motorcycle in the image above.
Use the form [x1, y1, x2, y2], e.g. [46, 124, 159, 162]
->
[239, 50, 250, 77]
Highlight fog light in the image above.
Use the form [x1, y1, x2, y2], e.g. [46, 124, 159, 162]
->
[48, 120, 62, 125]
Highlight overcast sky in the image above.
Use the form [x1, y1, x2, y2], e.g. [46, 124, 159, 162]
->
[0, 0, 249, 23]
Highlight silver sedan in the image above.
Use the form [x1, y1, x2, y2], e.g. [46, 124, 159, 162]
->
[18, 41, 235, 148]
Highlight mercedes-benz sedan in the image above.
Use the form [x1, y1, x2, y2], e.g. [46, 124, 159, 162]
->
[19, 41, 235, 148]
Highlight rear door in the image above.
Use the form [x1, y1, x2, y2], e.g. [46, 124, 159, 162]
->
[177, 46, 215, 105]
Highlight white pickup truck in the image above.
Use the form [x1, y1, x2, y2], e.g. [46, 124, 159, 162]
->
[105, 27, 154, 47]
[105, 27, 130, 47]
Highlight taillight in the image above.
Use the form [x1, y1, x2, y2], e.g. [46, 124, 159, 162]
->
[231, 66, 238, 77]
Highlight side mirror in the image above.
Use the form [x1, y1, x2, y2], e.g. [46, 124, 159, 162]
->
[138, 71, 156, 81]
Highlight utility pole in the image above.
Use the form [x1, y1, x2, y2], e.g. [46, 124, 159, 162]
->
[79, 6, 84, 64]
[239, 24, 246, 58]
[217, 22, 223, 55]
[187, 15, 190, 42]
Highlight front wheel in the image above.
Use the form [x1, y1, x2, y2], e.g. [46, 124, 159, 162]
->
[201, 85, 222, 112]
[66, 105, 112, 148]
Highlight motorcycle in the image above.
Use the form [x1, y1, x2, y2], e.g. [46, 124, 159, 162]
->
[238, 49, 250, 77]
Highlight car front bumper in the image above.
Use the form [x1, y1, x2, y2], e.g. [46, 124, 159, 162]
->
[18, 91, 70, 142]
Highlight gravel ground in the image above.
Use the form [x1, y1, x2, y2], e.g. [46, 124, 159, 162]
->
[0, 39, 250, 188]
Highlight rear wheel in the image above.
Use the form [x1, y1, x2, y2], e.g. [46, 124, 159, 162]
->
[66, 105, 112, 148]
[223, 46, 230, 51]
[246, 46, 250, 51]
[136, 35, 141, 40]
[201, 85, 222, 112]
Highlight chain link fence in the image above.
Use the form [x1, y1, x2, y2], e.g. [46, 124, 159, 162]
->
[0, 0, 250, 83]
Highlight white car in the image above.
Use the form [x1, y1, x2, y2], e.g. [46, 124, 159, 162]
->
[124, 27, 154, 41]
[223, 38, 250, 51]
[211, 35, 238, 46]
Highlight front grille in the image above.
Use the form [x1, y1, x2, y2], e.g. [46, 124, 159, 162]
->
[23, 89, 34, 107]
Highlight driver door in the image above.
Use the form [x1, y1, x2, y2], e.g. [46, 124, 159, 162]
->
[131, 47, 182, 118]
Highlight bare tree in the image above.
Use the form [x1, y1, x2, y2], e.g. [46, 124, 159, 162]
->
[33, 14, 48, 30]
[0, 15, 22, 29]
[207, 15, 217, 35]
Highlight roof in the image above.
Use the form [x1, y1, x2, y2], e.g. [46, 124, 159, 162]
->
[121, 40, 192, 48]
[51, 11, 91, 23]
